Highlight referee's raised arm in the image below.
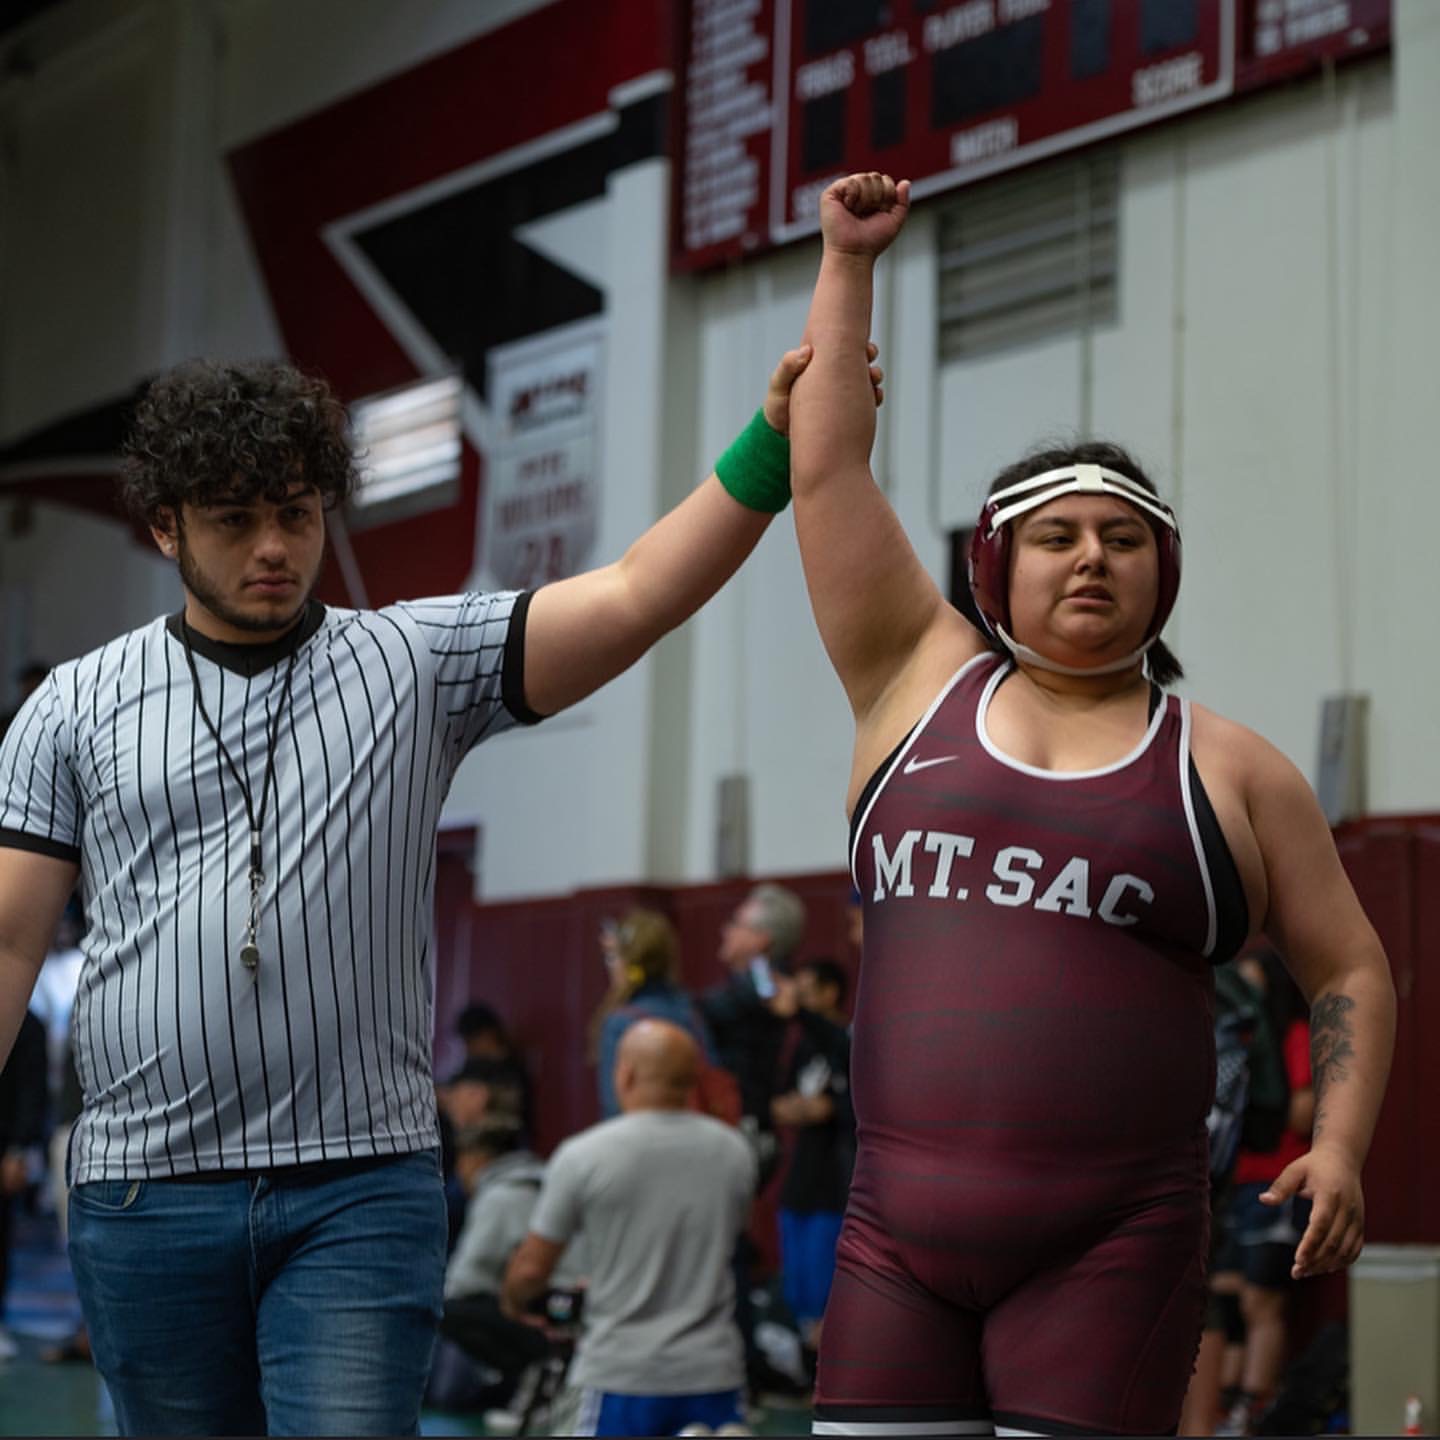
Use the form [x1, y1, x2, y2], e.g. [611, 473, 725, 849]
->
[521, 342, 880, 718]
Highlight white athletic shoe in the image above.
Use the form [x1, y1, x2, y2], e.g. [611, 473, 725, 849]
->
[0, 1328, 18, 1362]
[1214, 1399, 1252, 1436]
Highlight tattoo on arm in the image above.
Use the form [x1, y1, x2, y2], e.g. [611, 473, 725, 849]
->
[1309, 994, 1356, 1137]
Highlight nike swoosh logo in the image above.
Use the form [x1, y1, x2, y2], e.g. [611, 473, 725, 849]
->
[903, 753, 960, 775]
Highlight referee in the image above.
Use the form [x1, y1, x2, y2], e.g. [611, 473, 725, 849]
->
[0, 348, 846, 1436]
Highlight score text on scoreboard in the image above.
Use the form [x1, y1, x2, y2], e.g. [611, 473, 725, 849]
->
[673, 0, 1391, 272]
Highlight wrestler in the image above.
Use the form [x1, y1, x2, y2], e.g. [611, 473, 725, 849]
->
[788, 172, 1395, 1438]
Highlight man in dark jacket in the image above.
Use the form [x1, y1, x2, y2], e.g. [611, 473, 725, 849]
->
[698, 883, 807, 1399]
[698, 883, 807, 1166]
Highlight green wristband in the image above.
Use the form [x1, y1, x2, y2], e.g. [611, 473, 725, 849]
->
[715, 409, 791, 514]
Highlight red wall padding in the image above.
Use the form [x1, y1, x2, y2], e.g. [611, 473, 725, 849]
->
[432, 814, 1440, 1283]
[434, 863, 857, 1154]
[1411, 827, 1440, 1232]
[1334, 818, 1440, 1246]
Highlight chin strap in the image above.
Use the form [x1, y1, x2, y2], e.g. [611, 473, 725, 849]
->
[996, 625, 1155, 677]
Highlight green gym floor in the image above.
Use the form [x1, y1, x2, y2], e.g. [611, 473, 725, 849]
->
[0, 1207, 811, 1436]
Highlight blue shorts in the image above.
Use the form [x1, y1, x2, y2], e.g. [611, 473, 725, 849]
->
[575, 1387, 744, 1436]
[779, 1207, 845, 1328]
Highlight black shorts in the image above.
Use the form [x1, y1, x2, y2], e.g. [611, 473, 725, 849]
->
[1212, 1181, 1311, 1289]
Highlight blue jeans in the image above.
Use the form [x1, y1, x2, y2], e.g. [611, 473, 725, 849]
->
[68, 1150, 447, 1436]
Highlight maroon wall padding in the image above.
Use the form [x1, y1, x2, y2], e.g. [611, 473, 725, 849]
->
[1335, 823, 1418, 1243]
[435, 869, 857, 1155]
[431, 814, 1438, 1282]
[432, 826, 480, 1082]
[1411, 826, 1440, 1235]
[1289, 816, 1440, 1352]
[1333, 817, 1440, 1248]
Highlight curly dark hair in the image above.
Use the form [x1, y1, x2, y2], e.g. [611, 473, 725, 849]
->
[118, 359, 358, 526]
[984, 439, 1184, 687]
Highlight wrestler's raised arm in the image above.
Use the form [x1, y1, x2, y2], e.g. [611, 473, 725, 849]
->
[790, 174, 985, 752]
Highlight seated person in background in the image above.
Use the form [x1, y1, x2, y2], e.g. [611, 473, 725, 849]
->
[437, 1056, 534, 1247]
[589, 908, 717, 1119]
[503, 1020, 756, 1439]
[440, 1095, 584, 1409]
[771, 958, 854, 1379]
[457, 1003, 516, 1064]
[453, 1002, 534, 1138]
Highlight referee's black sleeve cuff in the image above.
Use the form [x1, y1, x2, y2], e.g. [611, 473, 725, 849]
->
[0, 828, 81, 863]
[501, 591, 546, 727]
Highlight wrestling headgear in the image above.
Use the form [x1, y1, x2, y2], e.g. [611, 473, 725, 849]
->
[967, 462, 1181, 676]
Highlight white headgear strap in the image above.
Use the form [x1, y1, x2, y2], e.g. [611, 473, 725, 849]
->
[996, 624, 1156, 676]
[986, 463, 1178, 537]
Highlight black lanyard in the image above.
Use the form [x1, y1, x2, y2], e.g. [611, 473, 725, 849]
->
[180, 619, 301, 972]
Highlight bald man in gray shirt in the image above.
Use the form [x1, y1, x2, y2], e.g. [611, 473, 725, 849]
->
[503, 1019, 755, 1438]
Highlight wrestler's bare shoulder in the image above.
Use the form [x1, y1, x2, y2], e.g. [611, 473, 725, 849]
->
[1187, 702, 1307, 803]
[847, 608, 988, 814]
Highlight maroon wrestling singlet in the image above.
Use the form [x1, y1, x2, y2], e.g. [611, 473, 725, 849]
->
[815, 652, 1248, 1437]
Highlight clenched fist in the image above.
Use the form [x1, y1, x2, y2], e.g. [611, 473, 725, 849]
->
[820, 172, 912, 259]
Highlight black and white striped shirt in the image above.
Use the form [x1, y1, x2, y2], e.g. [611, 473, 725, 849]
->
[0, 591, 536, 1181]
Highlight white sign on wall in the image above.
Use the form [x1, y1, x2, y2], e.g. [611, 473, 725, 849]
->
[483, 318, 604, 592]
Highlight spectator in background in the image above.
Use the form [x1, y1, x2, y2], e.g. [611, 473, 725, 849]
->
[457, 1003, 516, 1064]
[589, 908, 717, 1119]
[771, 958, 854, 1380]
[503, 1020, 755, 1438]
[699, 883, 807, 1404]
[438, 1087, 583, 1414]
[1212, 951, 1315, 1437]
[453, 1003, 533, 1135]
[28, 901, 90, 1366]
[1180, 953, 1288, 1435]
[438, 1053, 536, 1247]
[438, 1003, 534, 1244]
[26, 900, 84, 1123]
[0, 1009, 46, 1361]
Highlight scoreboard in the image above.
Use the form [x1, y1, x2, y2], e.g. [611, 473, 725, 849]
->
[675, 0, 1391, 270]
